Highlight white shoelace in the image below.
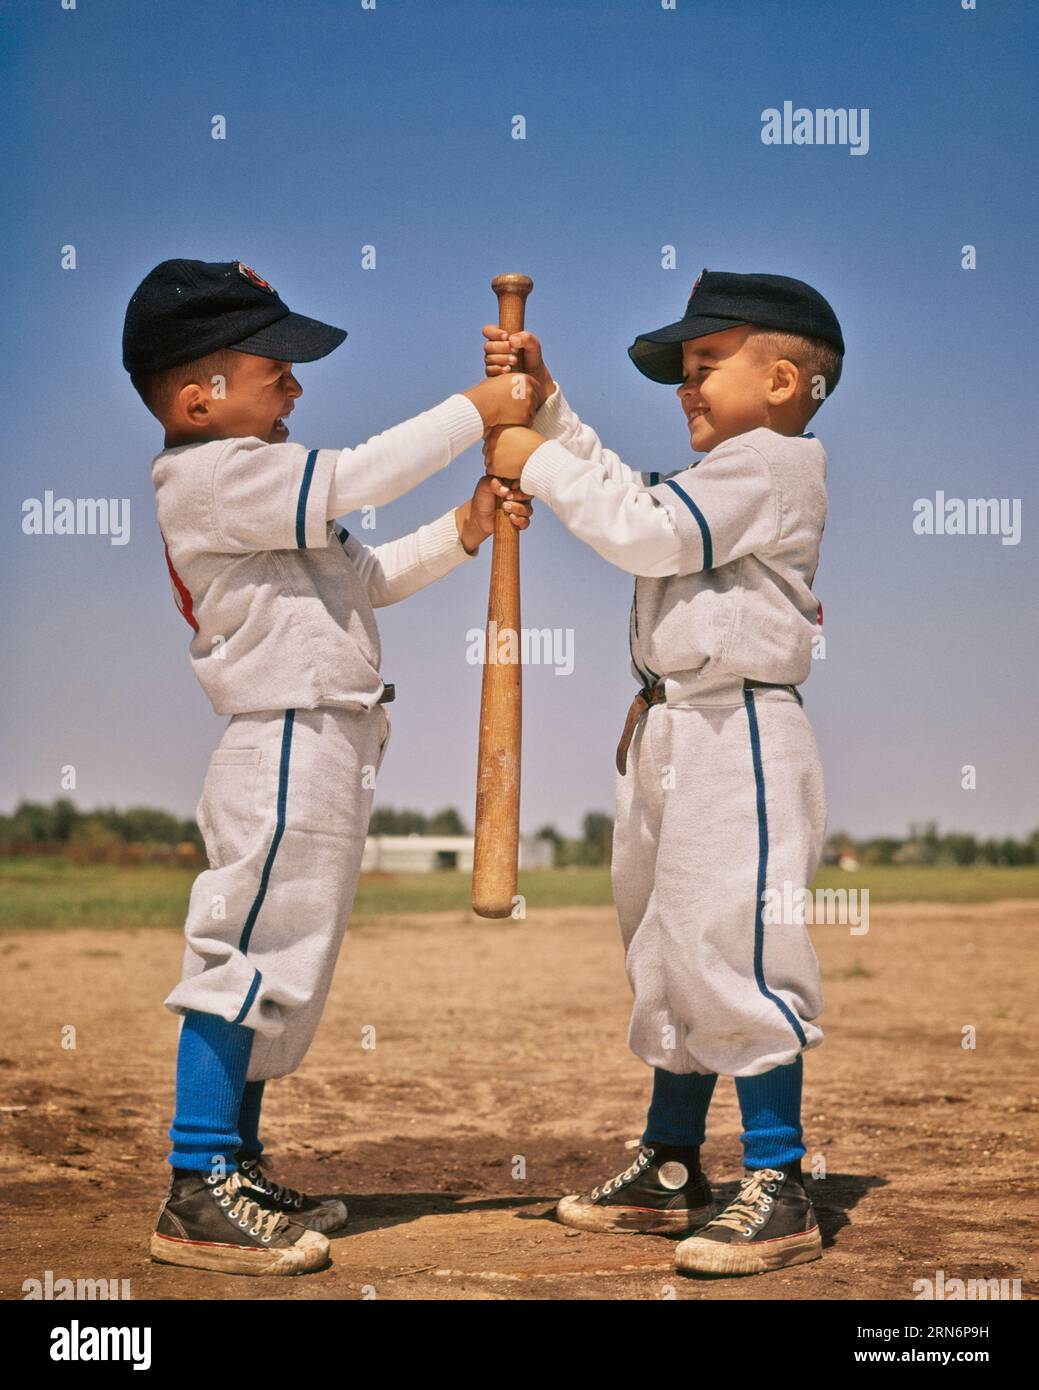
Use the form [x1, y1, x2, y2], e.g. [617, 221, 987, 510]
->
[209, 1169, 286, 1241]
[592, 1148, 652, 1201]
[706, 1169, 782, 1234]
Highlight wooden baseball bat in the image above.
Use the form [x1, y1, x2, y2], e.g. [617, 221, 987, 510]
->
[471, 272, 533, 919]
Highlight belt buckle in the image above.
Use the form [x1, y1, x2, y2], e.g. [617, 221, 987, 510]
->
[379, 683, 395, 705]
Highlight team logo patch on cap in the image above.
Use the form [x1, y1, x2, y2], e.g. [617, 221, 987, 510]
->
[687, 268, 706, 306]
[236, 262, 276, 294]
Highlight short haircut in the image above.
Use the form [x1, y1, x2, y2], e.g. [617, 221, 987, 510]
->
[746, 328, 843, 421]
[129, 349, 242, 422]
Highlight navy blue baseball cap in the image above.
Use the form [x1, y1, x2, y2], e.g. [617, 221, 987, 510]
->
[122, 259, 347, 374]
[628, 269, 844, 385]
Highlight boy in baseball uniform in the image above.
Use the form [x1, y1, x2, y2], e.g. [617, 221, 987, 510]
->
[124, 259, 537, 1275]
[483, 271, 843, 1277]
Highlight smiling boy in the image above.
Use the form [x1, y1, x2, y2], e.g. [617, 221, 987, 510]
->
[124, 258, 536, 1275]
[482, 270, 844, 1277]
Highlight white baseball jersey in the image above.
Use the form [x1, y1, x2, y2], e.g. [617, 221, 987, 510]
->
[158, 393, 483, 1076]
[152, 394, 483, 714]
[519, 387, 829, 1078]
[521, 388, 826, 700]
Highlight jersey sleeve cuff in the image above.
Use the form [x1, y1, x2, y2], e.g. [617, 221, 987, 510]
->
[532, 384, 565, 437]
[429, 394, 485, 461]
[519, 438, 573, 502]
[532, 384, 583, 446]
[416, 507, 479, 576]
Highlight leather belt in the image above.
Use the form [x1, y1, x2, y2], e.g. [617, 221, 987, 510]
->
[615, 678, 799, 775]
[378, 683, 396, 705]
[615, 683, 666, 775]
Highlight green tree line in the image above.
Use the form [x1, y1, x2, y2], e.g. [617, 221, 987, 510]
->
[1, 801, 1036, 870]
[825, 821, 1039, 867]
[0, 799, 203, 855]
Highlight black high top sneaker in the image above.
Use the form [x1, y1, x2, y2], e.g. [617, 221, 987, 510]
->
[556, 1144, 716, 1235]
[674, 1161, 822, 1275]
[150, 1167, 330, 1276]
[236, 1151, 349, 1234]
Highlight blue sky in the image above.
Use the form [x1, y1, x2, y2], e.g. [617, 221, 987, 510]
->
[3, 0, 1036, 838]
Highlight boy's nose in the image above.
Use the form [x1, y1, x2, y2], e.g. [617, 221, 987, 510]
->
[287, 375, 303, 397]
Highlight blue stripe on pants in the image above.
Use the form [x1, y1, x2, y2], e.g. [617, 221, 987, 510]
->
[744, 690, 808, 1047]
[231, 711, 295, 1024]
[232, 965, 263, 1025]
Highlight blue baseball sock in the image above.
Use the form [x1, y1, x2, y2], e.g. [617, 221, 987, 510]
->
[237, 1080, 266, 1158]
[168, 1010, 254, 1173]
[642, 1067, 718, 1148]
[735, 1057, 805, 1171]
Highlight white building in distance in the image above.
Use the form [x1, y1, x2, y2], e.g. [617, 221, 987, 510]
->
[361, 834, 554, 874]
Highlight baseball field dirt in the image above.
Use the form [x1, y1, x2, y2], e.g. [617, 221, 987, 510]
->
[1, 901, 1036, 1302]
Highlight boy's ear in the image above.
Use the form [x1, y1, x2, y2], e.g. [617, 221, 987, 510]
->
[769, 358, 800, 403]
[175, 381, 212, 429]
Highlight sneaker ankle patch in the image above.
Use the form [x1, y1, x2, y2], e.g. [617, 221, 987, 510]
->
[657, 1161, 689, 1190]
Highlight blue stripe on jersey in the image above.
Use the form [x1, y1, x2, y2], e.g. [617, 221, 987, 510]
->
[295, 450, 319, 548]
[649, 471, 660, 487]
[744, 690, 808, 1048]
[238, 710, 295, 957]
[664, 478, 713, 569]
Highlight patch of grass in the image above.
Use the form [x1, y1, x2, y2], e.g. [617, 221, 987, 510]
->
[811, 865, 1039, 904]
[0, 860, 1035, 931]
[353, 868, 615, 916]
[0, 861, 195, 930]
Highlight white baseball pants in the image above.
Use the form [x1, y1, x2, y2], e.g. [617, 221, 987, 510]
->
[612, 679, 826, 1078]
[165, 704, 391, 1082]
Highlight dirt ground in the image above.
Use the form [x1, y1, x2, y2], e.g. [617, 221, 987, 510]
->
[1, 902, 1036, 1302]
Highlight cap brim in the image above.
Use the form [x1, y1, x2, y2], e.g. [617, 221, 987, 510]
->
[627, 314, 748, 384]
[228, 311, 347, 364]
